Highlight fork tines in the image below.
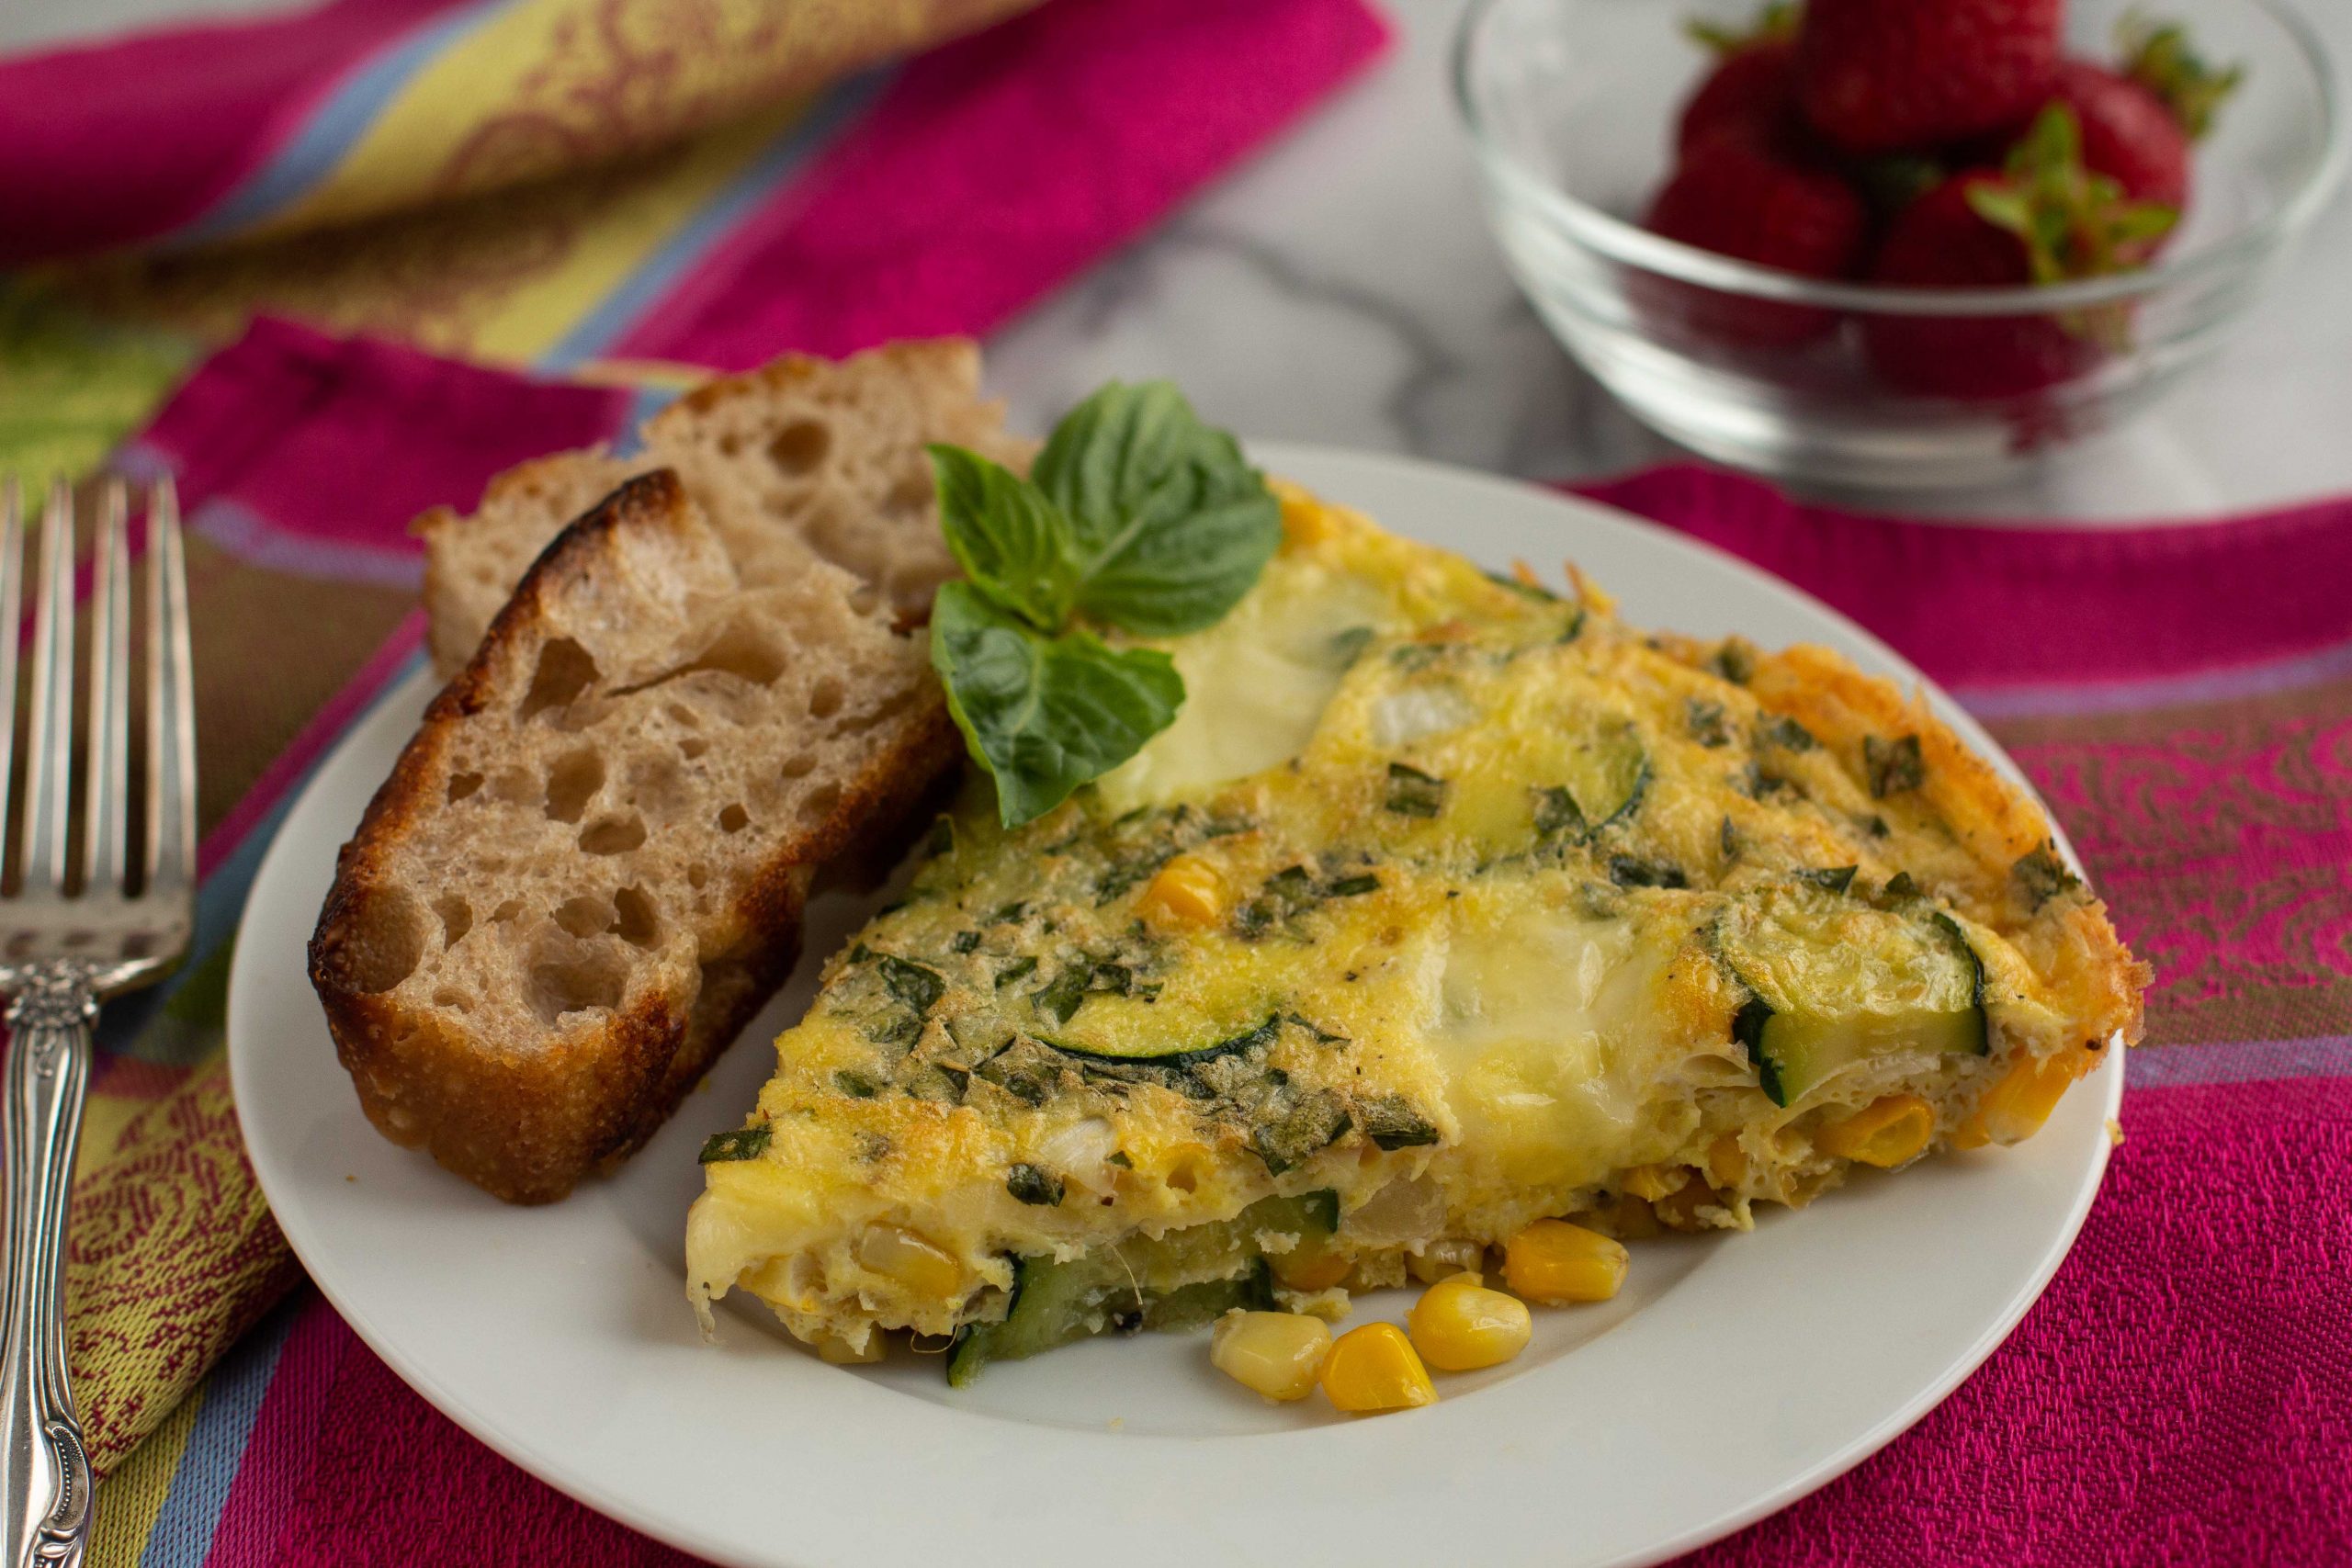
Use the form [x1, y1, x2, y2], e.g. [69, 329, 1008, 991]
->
[0, 476, 194, 905]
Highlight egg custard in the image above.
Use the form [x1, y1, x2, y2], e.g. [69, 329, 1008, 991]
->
[686, 488, 2147, 1377]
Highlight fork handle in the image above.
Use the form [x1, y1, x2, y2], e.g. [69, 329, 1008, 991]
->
[0, 976, 94, 1568]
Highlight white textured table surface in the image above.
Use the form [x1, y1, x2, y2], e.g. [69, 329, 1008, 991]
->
[11, 0, 2350, 522]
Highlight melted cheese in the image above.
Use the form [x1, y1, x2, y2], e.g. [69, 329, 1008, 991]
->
[1096, 554, 1394, 813]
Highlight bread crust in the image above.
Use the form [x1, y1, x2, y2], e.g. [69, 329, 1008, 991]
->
[311, 472, 959, 1202]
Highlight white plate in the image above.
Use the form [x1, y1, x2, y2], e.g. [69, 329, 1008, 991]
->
[229, 446, 2120, 1568]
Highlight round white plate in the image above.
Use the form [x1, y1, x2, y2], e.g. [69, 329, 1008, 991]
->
[230, 446, 2120, 1568]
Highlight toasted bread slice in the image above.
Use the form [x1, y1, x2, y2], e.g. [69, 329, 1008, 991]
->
[419, 341, 1021, 675]
[311, 343, 1024, 1203]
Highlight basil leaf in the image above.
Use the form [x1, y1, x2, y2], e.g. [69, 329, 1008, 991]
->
[1031, 381, 1281, 637]
[928, 444, 1075, 629]
[931, 581, 1184, 828]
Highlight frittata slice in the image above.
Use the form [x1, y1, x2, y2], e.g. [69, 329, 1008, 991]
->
[685, 488, 2147, 1373]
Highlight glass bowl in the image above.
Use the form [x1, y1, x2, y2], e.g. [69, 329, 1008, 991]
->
[1453, 0, 2346, 490]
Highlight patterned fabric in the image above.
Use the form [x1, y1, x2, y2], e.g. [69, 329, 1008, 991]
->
[0, 2, 1395, 1562]
[2, 0, 1374, 477]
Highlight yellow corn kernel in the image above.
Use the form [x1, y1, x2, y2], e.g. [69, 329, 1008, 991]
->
[1317, 1322, 1437, 1413]
[1271, 1244, 1353, 1292]
[810, 1331, 886, 1366]
[1955, 1050, 2092, 1149]
[1504, 1219, 1629, 1304]
[1706, 1134, 1749, 1190]
[1406, 1239, 1484, 1285]
[1407, 1275, 1532, 1371]
[854, 1224, 961, 1299]
[1820, 1093, 1938, 1168]
[1275, 482, 1341, 549]
[1651, 1174, 1723, 1232]
[1138, 853, 1226, 929]
[1622, 1163, 1688, 1202]
[1210, 1310, 1331, 1401]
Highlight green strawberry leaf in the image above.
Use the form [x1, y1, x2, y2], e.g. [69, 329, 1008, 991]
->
[1030, 381, 1282, 637]
[2120, 15, 2244, 141]
[1684, 0, 1797, 54]
[930, 581, 1185, 829]
[1973, 104, 2178, 285]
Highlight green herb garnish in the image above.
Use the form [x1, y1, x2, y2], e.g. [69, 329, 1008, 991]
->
[928, 383, 1281, 827]
[698, 1125, 772, 1164]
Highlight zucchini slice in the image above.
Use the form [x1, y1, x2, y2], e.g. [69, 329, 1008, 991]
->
[945, 1191, 1335, 1384]
[1716, 888, 1988, 1107]
[1534, 717, 1649, 841]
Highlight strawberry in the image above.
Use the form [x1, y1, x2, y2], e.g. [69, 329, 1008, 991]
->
[1863, 107, 2177, 399]
[2036, 23, 2240, 209]
[2046, 59, 2191, 209]
[1676, 4, 1801, 154]
[1642, 133, 1867, 347]
[1798, 0, 2063, 154]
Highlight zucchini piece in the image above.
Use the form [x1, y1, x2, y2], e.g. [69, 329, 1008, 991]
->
[1046, 1012, 1280, 1067]
[945, 1191, 1332, 1384]
[1533, 718, 1649, 841]
[1717, 889, 1988, 1107]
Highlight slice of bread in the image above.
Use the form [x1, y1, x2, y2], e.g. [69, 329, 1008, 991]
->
[310, 342, 1025, 1203]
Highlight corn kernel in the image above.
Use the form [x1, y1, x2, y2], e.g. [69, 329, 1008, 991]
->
[1407, 1275, 1532, 1371]
[1317, 1322, 1437, 1413]
[1955, 1050, 2092, 1149]
[1504, 1219, 1629, 1304]
[1275, 482, 1340, 549]
[1138, 853, 1226, 929]
[1270, 1245, 1352, 1292]
[1210, 1310, 1331, 1401]
[1622, 1163, 1688, 1202]
[1820, 1093, 1937, 1168]
[854, 1224, 961, 1299]
[810, 1330, 886, 1365]
[1651, 1174, 1723, 1232]
[1406, 1239, 1484, 1284]
[1706, 1134, 1749, 1190]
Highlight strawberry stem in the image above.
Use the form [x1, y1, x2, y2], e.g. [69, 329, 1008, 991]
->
[1964, 105, 2179, 285]
[1684, 1, 1798, 55]
[2118, 12, 2244, 140]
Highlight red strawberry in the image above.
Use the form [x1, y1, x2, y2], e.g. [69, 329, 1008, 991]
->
[1862, 107, 2177, 399]
[2047, 59, 2191, 209]
[1798, 0, 2063, 154]
[1642, 134, 1867, 347]
[2036, 23, 2239, 209]
[1676, 5, 1802, 154]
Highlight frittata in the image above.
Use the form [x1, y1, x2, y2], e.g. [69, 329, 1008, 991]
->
[685, 487, 2147, 1376]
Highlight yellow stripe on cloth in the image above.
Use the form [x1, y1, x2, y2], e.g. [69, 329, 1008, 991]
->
[87, 1390, 203, 1568]
[240, 0, 1036, 245]
[44, 91, 805, 369]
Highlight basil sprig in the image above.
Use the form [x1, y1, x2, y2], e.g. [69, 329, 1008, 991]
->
[929, 382, 1280, 828]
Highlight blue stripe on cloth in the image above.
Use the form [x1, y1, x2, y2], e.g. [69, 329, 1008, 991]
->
[165, 0, 512, 250]
[136, 1295, 303, 1568]
[535, 68, 893, 374]
[610, 383, 685, 457]
[2128, 1035, 2352, 1089]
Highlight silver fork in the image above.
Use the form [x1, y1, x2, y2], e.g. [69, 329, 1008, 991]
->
[0, 477, 194, 1568]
